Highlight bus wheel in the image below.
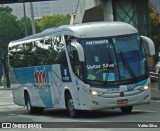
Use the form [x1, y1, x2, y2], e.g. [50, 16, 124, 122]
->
[36, 107, 44, 114]
[120, 106, 133, 114]
[25, 93, 35, 114]
[158, 71, 160, 77]
[67, 94, 78, 118]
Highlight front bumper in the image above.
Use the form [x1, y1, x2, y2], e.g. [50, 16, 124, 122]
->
[86, 88, 151, 110]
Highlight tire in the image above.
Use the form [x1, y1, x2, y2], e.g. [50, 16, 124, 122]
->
[67, 94, 78, 118]
[25, 93, 44, 114]
[36, 107, 44, 114]
[25, 93, 35, 114]
[158, 71, 160, 77]
[120, 106, 133, 114]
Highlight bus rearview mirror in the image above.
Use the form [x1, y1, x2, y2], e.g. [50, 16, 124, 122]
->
[140, 36, 155, 56]
[71, 42, 85, 62]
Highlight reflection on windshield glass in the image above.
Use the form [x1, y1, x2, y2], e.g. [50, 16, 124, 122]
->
[79, 35, 147, 83]
[113, 35, 147, 80]
[80, 39, 118, 82]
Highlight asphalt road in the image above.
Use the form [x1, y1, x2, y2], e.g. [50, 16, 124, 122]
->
[0, 82, 160, 130]
[0, 86, 160, 130]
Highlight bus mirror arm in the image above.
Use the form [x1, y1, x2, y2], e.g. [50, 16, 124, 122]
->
[140, 36, 155, 56]
[71, 42, 85, 62]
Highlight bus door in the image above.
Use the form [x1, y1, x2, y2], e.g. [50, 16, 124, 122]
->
[48, 65, 62, 106]
[72, 50, 87, 108]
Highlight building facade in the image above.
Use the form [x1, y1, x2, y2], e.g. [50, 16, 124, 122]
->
[5, 0, 78, 19]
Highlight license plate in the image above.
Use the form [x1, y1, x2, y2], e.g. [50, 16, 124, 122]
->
[117, 99, 128, 104]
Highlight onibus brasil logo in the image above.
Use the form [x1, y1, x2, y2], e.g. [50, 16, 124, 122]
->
[34, 68, 48, 91]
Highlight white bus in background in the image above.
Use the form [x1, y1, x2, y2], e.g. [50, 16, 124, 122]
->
[8, 22, 155, 117]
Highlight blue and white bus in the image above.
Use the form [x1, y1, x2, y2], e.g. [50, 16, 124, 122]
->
[9, 22, 155, 117]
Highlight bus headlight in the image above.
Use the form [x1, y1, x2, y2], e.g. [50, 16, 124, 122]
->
[91, 90, 104, 96]
[144, 85, 149, 90]
[91, 91, 98, 96]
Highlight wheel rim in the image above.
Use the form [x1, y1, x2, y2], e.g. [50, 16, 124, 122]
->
[68, 99, 75, 116]
[26, 97, 31, 111]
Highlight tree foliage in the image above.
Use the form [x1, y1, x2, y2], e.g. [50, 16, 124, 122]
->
[0, 6, 20, 56]
[149, 2, 160, 61]
[0, 5, 20, 87]
[0, 5, 70, 87]
[36, 14, 70, 32]
[0, 5, 12, 14]
[149, 3, 160, 48]
[18, 17, 33, 38]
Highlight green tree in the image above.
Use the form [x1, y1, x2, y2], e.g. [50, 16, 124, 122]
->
[18, 17, 33, 38]
[0, 5, 20, 88]
[36, 14, 70, 32]
[0, 5, 12, 13]
[149, 2, 160, 62]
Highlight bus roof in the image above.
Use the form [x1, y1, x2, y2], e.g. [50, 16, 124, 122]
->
[9, 21, 138, 47]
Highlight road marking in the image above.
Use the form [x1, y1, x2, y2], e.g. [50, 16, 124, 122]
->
[1, 97, 12, 99]
[152, 100, 160, 103]
[9, 113, 16, 116]
[0, 104, 15, 106]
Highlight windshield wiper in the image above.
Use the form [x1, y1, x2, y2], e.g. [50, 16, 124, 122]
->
[119, 51, 137, 81]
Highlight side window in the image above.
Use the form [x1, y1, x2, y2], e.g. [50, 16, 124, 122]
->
[65, 35, 82, 79]
[9, 36, 69, 68]
[31, 40, 45, 66]
[9, 45, 18, 68]
[73, 50, 82, 78]
[44, 38, 56, 65]
[9, 42, 41, 68]
[53, 36, 68, 68]
[24, 43, 33, 67]
[9, 44, 28, 68]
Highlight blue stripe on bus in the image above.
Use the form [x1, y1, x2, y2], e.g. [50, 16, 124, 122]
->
[90, 79, 148, 90]
[127, 79, 148, 91]
[14, 65, 53, 107]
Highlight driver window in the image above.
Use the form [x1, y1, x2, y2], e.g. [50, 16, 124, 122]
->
[65, 35, 83, 79]
[72, 50, 82, 78]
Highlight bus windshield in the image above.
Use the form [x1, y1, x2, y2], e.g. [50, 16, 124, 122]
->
[79, 35, 148, 83]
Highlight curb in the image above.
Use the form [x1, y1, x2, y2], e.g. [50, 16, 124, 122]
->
[0, 86, 12, 90]
[0, 88, 12, 90]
